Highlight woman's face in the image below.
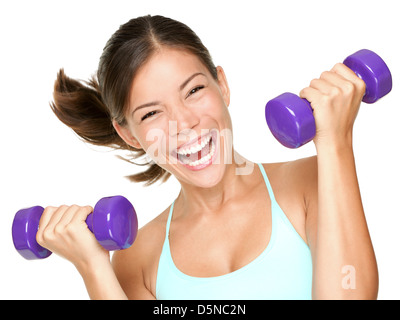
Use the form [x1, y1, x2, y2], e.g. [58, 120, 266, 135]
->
[115, 47, 232, 188]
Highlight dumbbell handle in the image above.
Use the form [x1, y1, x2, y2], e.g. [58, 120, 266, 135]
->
[12, 195, 138, 260]
[85, 212, 95, 233]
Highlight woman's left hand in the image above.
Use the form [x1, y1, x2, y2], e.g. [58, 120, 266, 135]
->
[299, 63, 366, 149]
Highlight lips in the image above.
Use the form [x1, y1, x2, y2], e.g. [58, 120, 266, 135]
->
[177, 134, 211, 155]
[172, 130, 218, 169]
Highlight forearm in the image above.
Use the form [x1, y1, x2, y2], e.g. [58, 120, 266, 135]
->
[313, 142, 378, 299]
[77, 258, 128, 300]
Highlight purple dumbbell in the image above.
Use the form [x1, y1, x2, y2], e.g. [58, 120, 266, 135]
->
[265, 49, 392, 148]
[12, 195, 138, 260]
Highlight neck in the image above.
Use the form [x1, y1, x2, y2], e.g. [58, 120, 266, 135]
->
[175, 152, 256, 216]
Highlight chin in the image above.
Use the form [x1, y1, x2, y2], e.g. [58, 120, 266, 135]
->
[188, 163, 226, 188]
[168, 153, 233, 189]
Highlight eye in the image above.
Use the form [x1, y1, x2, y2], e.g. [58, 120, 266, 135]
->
[187, 85, 205, 98]
[141, 111, 157, 121]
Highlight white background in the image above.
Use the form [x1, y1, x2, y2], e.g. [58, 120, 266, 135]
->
[1, 0, 399, 299]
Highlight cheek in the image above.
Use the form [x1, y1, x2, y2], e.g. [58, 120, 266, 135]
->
[199, 91, 231, 125]
[134, 124, 169, 161]
[144, 134, 169, 165]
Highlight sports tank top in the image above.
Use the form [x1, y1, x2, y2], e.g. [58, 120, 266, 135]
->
[156, 163, 313, 299]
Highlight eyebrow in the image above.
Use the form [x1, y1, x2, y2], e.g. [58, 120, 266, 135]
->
[131, 72, 206, 117]
[179, 72, 205, 91]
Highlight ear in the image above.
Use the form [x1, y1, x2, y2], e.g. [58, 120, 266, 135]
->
[216, 66, 230, 107]
[112, 120, 142, 149]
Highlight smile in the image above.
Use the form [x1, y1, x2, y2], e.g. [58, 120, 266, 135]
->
[173, 130, 218, 170]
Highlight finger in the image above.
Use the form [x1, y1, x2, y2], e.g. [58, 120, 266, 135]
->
[320, 70, 348, 87]
[331, 63, 360, 83]
[309, 78, 334, 95]
[56, 205, 83, 228]
[44, 205, 71, 231]
[37, 205, 69, 246]
[38, 205, 67, 231]
[331, 63, 366, 94]
[299, 86, 323, 111]
[70, 206, 94, 225]
[324, 66, 367, 98]
[299, 86, 319, 101]
[319, 71, 354, 97]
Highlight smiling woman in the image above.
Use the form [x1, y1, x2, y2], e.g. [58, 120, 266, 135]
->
[111, 46, 233, 188]
[45, 14, 378, 300]
[51, 15, 219, 186]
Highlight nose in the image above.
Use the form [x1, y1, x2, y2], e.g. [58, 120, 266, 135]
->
[170, 103, 200, 137]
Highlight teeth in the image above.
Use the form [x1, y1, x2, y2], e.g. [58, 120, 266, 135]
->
[187, 139, 216, 166]
[177, 135, 211, 156]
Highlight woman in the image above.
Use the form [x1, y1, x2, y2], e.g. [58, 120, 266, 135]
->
[38, 15, 378, 299]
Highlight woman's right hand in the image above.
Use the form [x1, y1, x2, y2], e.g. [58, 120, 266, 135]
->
[36, 205, 110, 272]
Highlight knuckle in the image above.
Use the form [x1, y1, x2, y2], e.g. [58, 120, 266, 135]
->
[42, 206, 56, 217]
[321, 94, 330, 103]
[36, 231, 44, 246]
[343, 81, 356, 94]
[329, 86, 341, 98]
[332, 63, 346, 73]
[310, 78, 319, 87]
[65, 222, 75, 232]
[69, 204, 83, 213]
[53, 224, 65, 236]
[319, 94, 330, 106]
[333, 62, 344, 69]
[41, 228, 54, 243]
[356, 78, 366, 92]
[65, 223, 78, 238]
[320, 71, 330, 79]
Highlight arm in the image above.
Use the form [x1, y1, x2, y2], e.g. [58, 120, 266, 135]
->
[75, 242, 156, 300]
[112, 241, 157, 300]
[312, 143, 378, 299]
[300, 63, 378, 299]
[78, 226, 156, 300]
[77, 257, 128, 300]
[36, 205, 149, 300]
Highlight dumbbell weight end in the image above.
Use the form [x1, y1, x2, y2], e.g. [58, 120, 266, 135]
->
[265, 92, 316, 149]
[343, 49, 392, 104]
[89, 196, 138, 251]
[12, 206, 52, 260]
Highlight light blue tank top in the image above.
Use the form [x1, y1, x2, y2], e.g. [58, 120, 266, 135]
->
[156, 163, 312, 299]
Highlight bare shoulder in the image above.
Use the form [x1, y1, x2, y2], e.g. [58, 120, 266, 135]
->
[261, 155, 317, 201]
[286, 155, 318, 209]
[286, 155, 317, 191]
[275, 155, 318, 249]
[112, 205, 170, 299]
[261, 156, 318, 245]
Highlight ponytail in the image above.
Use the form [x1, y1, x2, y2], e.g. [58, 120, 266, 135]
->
[50, 69, 124, 149]
[50, 69, 171, 186]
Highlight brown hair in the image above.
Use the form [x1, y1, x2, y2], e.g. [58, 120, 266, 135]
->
[50, 15, 218, 185]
